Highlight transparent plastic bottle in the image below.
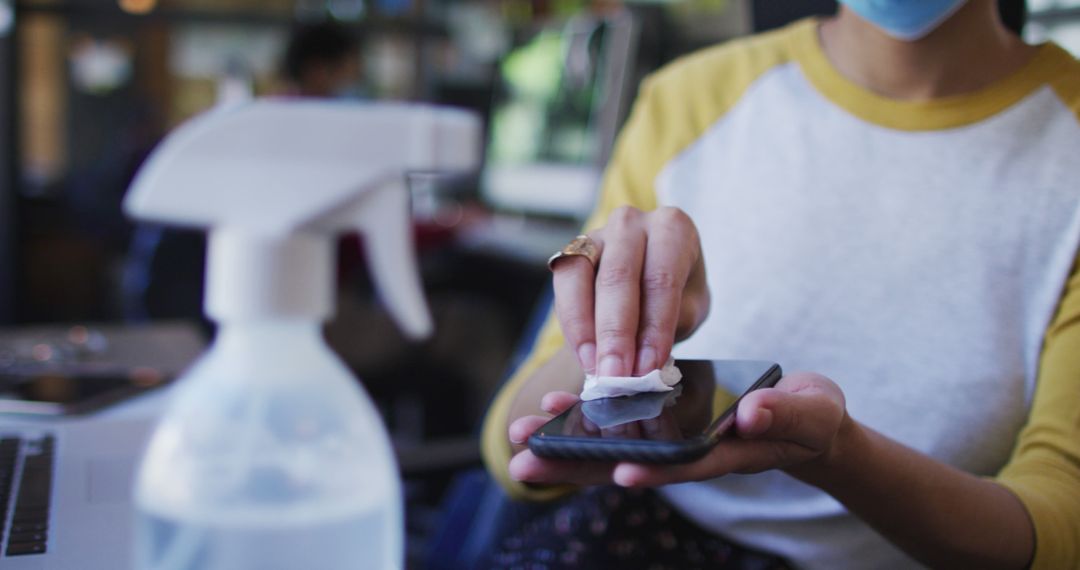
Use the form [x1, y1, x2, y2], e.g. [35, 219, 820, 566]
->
[122, 100, 479, 570]
[134, 320, 401, 570]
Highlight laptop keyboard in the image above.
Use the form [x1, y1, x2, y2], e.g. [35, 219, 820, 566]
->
[0, 435, 54, 557]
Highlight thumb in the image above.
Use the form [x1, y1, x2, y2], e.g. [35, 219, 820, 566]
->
[739, 405, 774, 438]
[736, 391, 788, 438]
[735, 373, 845, 450]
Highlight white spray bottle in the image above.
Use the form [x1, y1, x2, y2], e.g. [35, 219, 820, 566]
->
[123, 100, 480, 570]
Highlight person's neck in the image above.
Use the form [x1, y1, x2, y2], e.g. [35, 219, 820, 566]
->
[819, 0, 1038, 100]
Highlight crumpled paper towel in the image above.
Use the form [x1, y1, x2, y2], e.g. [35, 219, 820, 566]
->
[579, 357, 683, 401]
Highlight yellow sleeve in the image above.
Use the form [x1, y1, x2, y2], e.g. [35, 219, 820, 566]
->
[479, 25, 801, 501]
[994, 52, 1080, 570]
[996, 251, 1080, 569]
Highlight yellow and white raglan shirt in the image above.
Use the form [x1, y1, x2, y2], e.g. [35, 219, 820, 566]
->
[482, 18, 1080, 570]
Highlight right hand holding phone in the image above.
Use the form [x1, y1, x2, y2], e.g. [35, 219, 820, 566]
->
[508, 372, 849, 487]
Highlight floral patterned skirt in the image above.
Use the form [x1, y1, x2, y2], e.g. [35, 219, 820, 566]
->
[484, 486, 791, 570]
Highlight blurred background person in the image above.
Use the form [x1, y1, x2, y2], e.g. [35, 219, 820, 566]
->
[280, 21, 363, 98]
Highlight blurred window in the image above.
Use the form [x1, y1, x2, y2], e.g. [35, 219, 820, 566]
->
[1027, 0, 1080, 55]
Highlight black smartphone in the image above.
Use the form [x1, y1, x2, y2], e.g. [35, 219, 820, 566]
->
[528, 359, 782, 464]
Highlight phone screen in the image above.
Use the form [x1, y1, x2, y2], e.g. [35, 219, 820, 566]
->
[533, 360, 781, 444]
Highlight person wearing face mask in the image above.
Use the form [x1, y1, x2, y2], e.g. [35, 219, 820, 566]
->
[480, 1, 1080, 568]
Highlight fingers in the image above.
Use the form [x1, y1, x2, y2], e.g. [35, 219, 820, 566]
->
[676, 243, 709, 342]
[636, 207, 700, 373]
[593, 207, 647, 376]
[552, 234, 604, 373]
[509, 449, 615, 486]
[614, 373, 849, 487]
[611, 438, 788, 487]
[513, 372, 850, 489]
[510, 392, 580, 445]
[552, 206, 706, 378]
[735, 372, 846, 449]
[509, 415, 552, 445]
[611, 442, 737, 487]
[540, 391, 580, 415]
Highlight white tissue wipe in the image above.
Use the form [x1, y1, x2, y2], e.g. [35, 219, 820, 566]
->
[579, 357, 683, 401]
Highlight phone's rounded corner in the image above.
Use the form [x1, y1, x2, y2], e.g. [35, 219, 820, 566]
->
[525, 433, 550, 457]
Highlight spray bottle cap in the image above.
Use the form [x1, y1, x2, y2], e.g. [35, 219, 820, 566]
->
[124, 100, 480, 339]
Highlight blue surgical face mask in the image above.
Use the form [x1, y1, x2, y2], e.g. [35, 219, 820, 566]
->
[839, 0, 967, 41]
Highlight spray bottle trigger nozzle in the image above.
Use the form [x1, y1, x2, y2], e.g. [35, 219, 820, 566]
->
[352, 181, 433, 340]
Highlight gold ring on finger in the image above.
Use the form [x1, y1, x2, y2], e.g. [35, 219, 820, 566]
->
[547, 234, 600, 271]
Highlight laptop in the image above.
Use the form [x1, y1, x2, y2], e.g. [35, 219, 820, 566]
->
[0, 322, 204, 569]
[0, 417, 153, 569]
